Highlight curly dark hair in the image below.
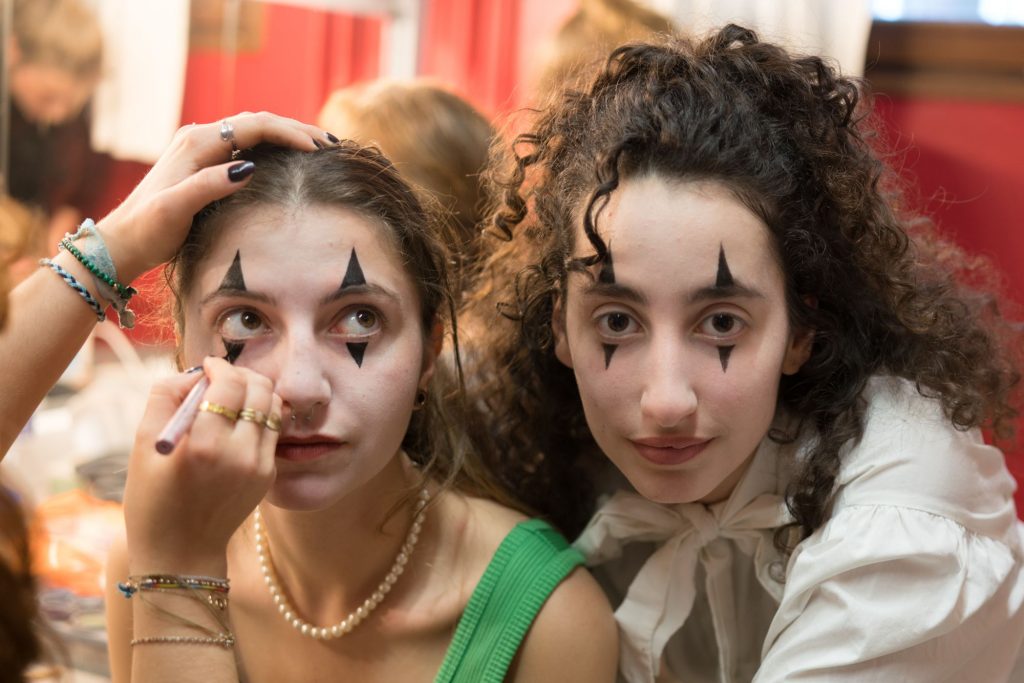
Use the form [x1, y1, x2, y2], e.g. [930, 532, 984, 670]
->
[463, 25, 1023, 542]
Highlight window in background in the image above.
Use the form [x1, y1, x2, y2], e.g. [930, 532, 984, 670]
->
[873, 0, 1024, 25]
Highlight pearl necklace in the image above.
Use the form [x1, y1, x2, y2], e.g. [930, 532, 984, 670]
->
[253, 488, 429, 640]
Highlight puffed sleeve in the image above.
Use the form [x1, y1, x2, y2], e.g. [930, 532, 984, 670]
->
[756, 505, 1024, 681]
[755, 377, 1024, 682]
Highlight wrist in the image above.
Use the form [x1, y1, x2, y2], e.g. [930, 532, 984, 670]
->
[95, 214, 148, 284]
[128, 552, 228, 578]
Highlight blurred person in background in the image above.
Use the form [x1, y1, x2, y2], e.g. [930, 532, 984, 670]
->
[531, 0, 676, 102]
[5, 0, 106, 279]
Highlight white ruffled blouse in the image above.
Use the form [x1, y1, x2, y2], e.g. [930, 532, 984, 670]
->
[574, 376, 1024, 683]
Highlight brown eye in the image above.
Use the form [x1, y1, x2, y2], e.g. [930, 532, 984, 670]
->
[697, 312, 746, 340]
[355, 309, 376, 328]
[333, 307, 382, 338]
[241, 311, 262, 330]
[597, 311, 639, 337]
[711, 314, 735, 333]
[607, 313, 630, 332]
[217, 309, 268, 340]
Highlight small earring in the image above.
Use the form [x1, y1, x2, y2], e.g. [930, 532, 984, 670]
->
[413, 389, 427, 410]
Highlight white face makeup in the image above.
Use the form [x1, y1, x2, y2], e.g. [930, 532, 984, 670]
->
[182, 204, 432, 511]
[555, 176, 811, 504]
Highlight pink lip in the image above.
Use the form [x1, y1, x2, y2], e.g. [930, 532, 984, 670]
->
[629, 436, 711, 466]
[275, 436, 343, 462]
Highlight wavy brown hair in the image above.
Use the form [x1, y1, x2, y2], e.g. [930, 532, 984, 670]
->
[464, 25, 1023, 542]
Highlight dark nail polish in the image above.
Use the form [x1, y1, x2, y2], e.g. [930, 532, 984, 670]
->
[227, 160, 255, 182]
[184, 365, 203, 374]
[325, 131, 340, 144]
[311, 136, 325, 150]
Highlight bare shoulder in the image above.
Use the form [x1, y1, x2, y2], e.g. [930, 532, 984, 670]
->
[443, 492, 529, 563]
[509, 566, 619, 683]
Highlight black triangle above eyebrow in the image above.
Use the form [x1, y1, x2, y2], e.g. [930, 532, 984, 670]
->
[216, 250, 247, 292]
[715, 244, 734, 288]
[340, 249, 367, 289]
[598, 250, 615, 284]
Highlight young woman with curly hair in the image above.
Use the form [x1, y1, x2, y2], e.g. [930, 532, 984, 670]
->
[465, 24, 1024, 682]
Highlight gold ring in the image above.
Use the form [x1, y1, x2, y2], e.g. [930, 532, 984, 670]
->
[238, 408, 267, 427]
[265, 414, 282, 432]
[198, 401, 239, 422]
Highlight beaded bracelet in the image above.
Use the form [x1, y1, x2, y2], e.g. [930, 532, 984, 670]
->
[60, 238, 135, 300]
[125, 574, 235, 649]
[118, 574, 231, 597]
[39, 258, 106, 322]
[131, 633, 235, 649]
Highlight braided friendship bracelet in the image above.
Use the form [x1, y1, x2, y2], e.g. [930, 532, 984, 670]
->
[118, 574, 231, 597]
[39, 258, 106, 322]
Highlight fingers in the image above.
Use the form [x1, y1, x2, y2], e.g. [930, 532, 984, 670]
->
[184, 111, 330, 168]
[230, 369, 278, 479]
[136, 368, 206, 441]
[149, 160, 257, 231]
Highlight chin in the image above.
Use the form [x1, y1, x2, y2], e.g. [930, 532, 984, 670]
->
[623, 468, 708, 506]
[263, 475, 352, 512]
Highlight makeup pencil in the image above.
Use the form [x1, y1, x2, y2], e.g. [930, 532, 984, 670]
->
[154, 341, 244, 455]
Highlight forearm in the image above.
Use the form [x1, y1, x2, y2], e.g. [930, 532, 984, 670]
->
[0, 250, 100, 454]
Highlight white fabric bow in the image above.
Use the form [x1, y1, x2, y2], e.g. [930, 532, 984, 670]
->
[575, 489, 790, 683]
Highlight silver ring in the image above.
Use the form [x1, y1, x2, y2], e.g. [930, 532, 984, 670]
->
[220, 119, 240, 159]
[219, 119, 235, 143]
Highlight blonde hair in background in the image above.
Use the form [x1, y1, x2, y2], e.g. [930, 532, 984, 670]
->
[318, 80, 494, 279]
[534, 0, 676, 99]
[10, 0, 103, 77]
[0, 196, 40, 330]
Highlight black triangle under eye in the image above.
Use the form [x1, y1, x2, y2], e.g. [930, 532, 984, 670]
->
[718, 345, 734, 372]
[603, 344, 617, 368]
[340, 249, 366, 289]
[347, 342, 367, 367]
[223, 340, 245, 363]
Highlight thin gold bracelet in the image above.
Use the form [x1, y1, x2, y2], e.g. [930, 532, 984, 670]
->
[130, 633, 235, 648]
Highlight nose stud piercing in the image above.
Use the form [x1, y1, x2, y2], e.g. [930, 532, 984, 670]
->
[288, 406, 316, 423]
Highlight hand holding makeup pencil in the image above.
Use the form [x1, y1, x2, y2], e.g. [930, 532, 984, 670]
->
[124, 357, 281, 576]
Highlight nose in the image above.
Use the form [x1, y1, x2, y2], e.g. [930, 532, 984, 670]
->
[269, 333, 331, 422]
[639, 332, 698, 429]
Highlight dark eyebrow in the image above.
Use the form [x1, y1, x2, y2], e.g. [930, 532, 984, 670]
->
[687, 281, 765, 304]
[200, 288, 275, 307]
[580, 281, 648, 306]
[320, 282, 400, 306]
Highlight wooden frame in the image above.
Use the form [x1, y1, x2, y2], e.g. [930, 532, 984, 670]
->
[864, 20, 1024, 101]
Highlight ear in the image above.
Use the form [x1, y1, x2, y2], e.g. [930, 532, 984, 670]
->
[782, 326, 814, 375]
[551, 296, 574, 369]
[419, 321, 445, 387]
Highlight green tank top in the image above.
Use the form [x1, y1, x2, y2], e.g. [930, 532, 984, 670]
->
[433, 518, 585, 683]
